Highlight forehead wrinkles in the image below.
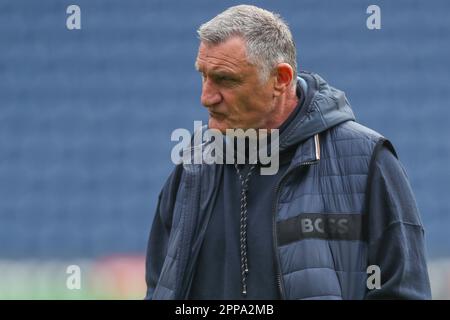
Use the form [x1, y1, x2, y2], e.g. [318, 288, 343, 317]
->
[196, 55, 241, 73]
[196, 44, 250, 72]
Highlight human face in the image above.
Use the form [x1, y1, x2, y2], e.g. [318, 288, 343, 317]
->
[195, 37, 276, 132]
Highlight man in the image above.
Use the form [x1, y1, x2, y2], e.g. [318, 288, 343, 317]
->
[145, 5, 431, 299]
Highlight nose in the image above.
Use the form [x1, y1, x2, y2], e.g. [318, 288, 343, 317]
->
[201, 78, 222, 107]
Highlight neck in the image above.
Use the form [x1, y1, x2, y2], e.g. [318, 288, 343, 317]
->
[266, 86, 299, 129]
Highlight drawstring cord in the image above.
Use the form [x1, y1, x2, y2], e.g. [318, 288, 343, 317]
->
[234, 163, 256, 296]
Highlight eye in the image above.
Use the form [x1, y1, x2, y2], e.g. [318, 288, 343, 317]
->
[220, 76, 234, 83]
[215, 75, 235, 84]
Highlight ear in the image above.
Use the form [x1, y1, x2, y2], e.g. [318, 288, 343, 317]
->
[273, 63, 294, 97]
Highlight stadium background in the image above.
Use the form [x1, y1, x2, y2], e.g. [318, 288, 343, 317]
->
[0, 0, 449, 299]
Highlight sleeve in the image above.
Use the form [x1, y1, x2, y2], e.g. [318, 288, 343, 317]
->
[144, 165, 183, 300]
[364, 141, 432, 299]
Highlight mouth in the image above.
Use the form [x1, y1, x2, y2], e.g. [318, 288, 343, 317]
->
[208, 110, 226, 120]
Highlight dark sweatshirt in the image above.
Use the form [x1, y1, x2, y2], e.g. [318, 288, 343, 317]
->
[188, 78, 308, 300]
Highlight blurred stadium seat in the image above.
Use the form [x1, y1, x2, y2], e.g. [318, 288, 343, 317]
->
[0, 0, 449, 299]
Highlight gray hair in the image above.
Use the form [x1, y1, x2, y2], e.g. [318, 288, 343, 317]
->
[197, 5, 297, 85]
